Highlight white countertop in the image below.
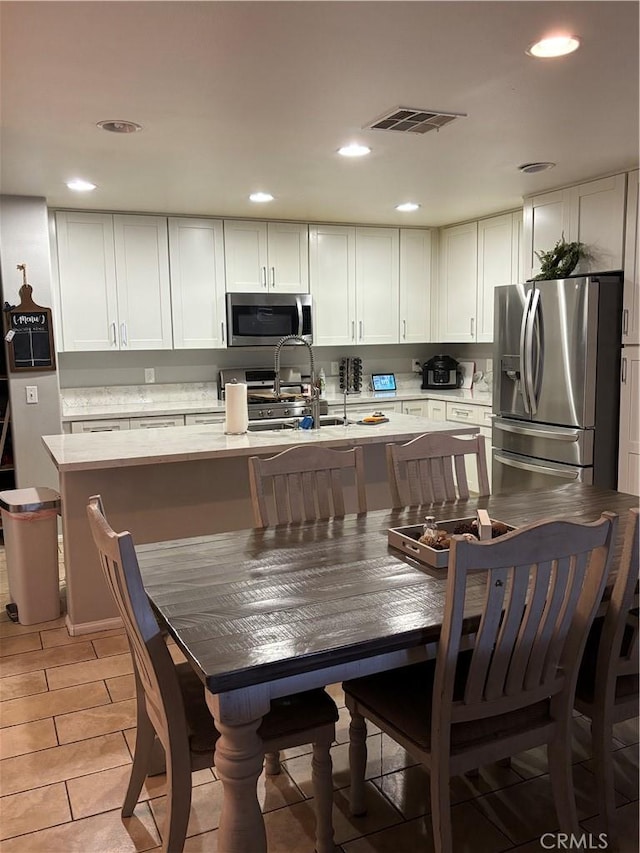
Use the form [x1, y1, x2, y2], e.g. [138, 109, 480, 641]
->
[43, 411, 480, 473]
[60, 386, 492, 422]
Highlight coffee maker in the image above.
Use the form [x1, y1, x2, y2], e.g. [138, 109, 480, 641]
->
[421, 354, 462, 389]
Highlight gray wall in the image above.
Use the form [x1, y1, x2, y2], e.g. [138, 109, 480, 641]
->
[58, 343, 494, 389]
[0, 196, 61, 489]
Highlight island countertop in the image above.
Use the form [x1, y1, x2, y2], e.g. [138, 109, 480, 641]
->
[43, 411, 476, 473]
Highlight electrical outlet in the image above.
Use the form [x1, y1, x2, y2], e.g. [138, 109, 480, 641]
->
[412, 359, 422, 373]
[26, 385, 38, 404]
[144, 368, 155, 384]
[330, 361, 340, 376]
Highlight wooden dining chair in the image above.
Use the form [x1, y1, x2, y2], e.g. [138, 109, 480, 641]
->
[248, 444, 367, 527]
[386, 429, 490, 507]
[86, 495, 338, 853]
[343, 512, 617, 853]
[574, 506, 639, 842]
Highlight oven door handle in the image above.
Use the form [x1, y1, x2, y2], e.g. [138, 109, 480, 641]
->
[296, 296, 303, 336]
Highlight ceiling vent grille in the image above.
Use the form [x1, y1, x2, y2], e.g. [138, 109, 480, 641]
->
[364, 106, 466, 134]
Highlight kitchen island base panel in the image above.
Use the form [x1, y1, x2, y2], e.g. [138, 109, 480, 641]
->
[60, 445, 393, 634]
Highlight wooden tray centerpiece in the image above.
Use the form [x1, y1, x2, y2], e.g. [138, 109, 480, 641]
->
[388, 509, 514, 569]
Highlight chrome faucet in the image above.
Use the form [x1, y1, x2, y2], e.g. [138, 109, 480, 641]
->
[274, 334, 321, 430]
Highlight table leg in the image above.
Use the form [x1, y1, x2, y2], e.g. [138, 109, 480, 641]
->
[206, 691, 269, 853]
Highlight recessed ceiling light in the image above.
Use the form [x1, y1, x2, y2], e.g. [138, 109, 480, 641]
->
[249, 192, 274, 203]
[338, 143, 371, 158]
[66, 179, 97, 192]
[97, 119, 142, 134]
[527, 35, 580, 58]
[518, 162, 556, 174]
[395, 202, 421, 212]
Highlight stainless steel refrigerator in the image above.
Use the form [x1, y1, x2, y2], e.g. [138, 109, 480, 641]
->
[492, 272, 623, 493]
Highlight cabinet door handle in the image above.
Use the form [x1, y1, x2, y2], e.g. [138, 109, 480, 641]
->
[270, 267, 276, 287]
[351, 321, 355, 341]
[221, 321, 225, 343]
[623, 308, 629, 336]
[359, 320, 363, 340]
[470, 317, 475, 337]
[621, 357, 627, 383]
[261, 266, 267, 288]
[111, 322, 117, 347]
[451, 408, 471, 417]
[121, 323, 127, 347]
[402, 319, 407, 339]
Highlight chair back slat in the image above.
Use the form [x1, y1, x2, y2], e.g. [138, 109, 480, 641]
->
[484, 563, 531, 701]
[386, 430, 489, 507]
[434, 514, 616, 727]
[248, 444, 367, 526]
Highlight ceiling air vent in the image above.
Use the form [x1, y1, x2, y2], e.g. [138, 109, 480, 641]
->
[364, 106, 466, 134]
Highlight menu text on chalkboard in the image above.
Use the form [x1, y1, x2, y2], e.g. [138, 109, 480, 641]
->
[3, 265, 57, 373]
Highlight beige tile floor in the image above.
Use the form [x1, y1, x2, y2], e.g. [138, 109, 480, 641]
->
[0, 542, 637, 852]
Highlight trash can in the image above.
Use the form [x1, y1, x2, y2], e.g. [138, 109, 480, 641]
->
[0, 487, 61, 625]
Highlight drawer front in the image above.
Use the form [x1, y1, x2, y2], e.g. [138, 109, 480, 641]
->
[446, 402, 479, 424]
[402, 401, 428, 417]
[71, 419, 130, 433]
[446, 402, 491, 427]
[185, 413, 225, 425]
[129, 416, 185, 429]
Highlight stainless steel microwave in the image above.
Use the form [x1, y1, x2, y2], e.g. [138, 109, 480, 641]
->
[226, 293, 313, 346]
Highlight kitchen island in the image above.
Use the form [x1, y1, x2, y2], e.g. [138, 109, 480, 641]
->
[43, 412, 476, 634]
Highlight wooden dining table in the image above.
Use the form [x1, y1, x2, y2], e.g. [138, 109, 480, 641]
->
[137, 483, 638, 853]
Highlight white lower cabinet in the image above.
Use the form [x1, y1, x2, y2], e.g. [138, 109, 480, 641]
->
[402, 401, 429, 417]
[426, 399, 446, 421]
[185, 413, 225, 425]
[618, 347, 639, 495]
[70, 419, 130, 433]
[129, 416, 185, 429]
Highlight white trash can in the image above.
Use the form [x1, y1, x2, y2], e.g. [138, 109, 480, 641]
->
[0, 487, 61, 625]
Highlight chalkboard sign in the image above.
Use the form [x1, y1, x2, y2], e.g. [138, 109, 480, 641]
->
[3, 266, 56, 372]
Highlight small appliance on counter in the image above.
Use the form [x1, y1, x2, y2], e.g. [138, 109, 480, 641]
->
[339, 357, 362, 393]
[421, 355, 462, 389]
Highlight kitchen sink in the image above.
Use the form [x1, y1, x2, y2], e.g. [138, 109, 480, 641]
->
[247, 421, 297, 431]
[247, 415, 347, 432]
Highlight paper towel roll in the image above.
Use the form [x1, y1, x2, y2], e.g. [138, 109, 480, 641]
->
[225, 382, 248, 434]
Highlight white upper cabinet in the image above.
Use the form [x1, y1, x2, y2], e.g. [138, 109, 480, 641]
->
[310, 225, 400, 345]
[168, 218, 226, 349]
[477, 213, 518, 342]
[618, 346, 640, 495]
[623, 169, 639, 345]
[112, 215, 172, 350]
[55, 211, 118, 351]
[223, 220, 308, 293]
[55, 211, 172, 351]
[355, 227, 400, 344]
[435, 213, 520, 343]
[309, 224, 356, 347]
[437, 221, 478, 342]
[399, 229, 431, 344]
[523, 174, 626, 279]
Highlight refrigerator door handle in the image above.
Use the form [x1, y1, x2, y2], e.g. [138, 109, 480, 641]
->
[524, 288, 540, 415]
[493, 451, 580, 480]
[493, 421, 581, 441]
[519, 288, 534, 414]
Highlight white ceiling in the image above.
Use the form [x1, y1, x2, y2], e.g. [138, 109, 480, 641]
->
[1, 1, 638, 227]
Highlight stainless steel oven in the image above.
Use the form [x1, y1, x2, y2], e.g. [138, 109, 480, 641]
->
[226, 293, 312, 346]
